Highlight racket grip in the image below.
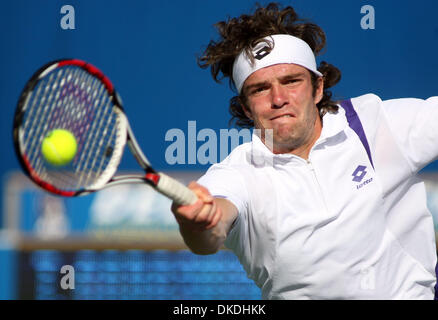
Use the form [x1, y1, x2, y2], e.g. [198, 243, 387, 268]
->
[156, 173, 198, 205]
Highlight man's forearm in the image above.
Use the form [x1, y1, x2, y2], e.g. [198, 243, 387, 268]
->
[176, 197, 238, 255]
[172, 187, 238, 255]
[179, 220, 228, 255]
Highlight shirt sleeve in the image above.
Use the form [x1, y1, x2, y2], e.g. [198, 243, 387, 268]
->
[197, 163, 249, 216]
[382, 96, 438, 173]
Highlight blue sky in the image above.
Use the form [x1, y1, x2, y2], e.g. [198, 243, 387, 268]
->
[1, 0, 437, 194]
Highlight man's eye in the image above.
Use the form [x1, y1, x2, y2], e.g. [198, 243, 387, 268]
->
[251, 86, 267, 94]
[285, 79, 299, 84]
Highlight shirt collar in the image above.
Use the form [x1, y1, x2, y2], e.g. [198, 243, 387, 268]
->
[318, 107, 347, 141]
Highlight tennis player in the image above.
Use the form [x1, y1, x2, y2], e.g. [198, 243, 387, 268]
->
[171, 3, 438, 299]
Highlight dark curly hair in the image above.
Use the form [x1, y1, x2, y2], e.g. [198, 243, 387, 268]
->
[198, 2, 341, 128]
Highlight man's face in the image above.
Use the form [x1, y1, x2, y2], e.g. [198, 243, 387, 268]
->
[241, 63, 323, 155]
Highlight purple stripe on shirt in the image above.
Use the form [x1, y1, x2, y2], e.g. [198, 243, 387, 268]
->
[339, 99, 374, 168]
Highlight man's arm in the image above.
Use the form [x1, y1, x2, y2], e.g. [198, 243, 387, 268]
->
[382, 96, 438, 172]
[171, 181, 238, 255]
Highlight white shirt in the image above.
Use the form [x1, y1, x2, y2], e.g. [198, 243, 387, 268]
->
[198, 93, 438, 299]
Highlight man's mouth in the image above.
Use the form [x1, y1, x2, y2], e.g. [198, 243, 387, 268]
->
[270, 113, 296, 120]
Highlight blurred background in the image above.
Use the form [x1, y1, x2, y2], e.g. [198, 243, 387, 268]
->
[1, 0, 438, 299]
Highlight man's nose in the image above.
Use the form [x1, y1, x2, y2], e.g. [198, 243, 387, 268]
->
[271, 84, 288, 108]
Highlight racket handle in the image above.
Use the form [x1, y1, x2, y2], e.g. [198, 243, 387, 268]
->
[156, 173, 198, 205]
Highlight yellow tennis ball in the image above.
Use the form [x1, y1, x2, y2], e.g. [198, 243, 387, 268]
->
[41, 129, 77, 166]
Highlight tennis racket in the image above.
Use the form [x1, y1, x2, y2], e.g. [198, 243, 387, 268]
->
[13, 59, 197, 205]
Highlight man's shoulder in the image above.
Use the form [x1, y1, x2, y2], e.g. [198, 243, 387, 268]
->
[338, 93, 384, 124]
[346, 93, 382, 110]
[216, 139, 253, 167]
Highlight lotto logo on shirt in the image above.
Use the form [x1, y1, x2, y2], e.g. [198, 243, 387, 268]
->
[352, 165, 373, 190]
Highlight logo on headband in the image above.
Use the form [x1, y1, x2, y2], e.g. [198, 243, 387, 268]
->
[254, 46, 272, 60]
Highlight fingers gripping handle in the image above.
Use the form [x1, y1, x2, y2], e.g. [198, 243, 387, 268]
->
[156, 173, 198, 205]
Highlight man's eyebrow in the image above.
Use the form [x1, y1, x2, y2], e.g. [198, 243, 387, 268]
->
[243, 81, 270, 94]
[243, 71, 306, 94]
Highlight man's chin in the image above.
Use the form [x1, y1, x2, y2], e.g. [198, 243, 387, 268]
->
[272, 135, 306, 152]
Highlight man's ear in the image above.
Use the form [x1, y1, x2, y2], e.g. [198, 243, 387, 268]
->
[239, 97, 253, 120]
[314, 76, 324, 105]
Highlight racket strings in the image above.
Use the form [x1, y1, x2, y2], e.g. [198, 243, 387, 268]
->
[76, 93, 116, 187]
[28, 69, 79, 180]
[84, 107, 118, 180]
[25, 71, 65, 173]
[19, 64, 123, 191]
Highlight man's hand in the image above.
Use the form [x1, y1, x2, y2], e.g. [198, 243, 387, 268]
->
[171, 181, 237, 255]
[171, 181, 223, 232]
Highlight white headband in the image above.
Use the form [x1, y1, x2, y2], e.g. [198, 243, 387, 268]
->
[232, 34, 322, 93]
